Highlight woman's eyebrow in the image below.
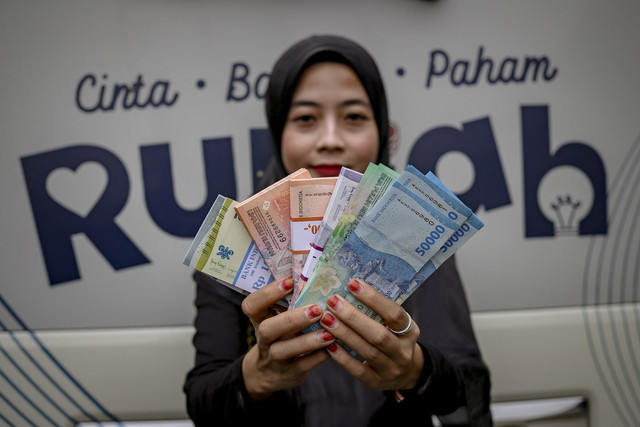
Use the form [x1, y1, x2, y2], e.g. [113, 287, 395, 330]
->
[290, 100, 320, 108]
[341, 98, 371, 108]
[290, 99, 371, 108]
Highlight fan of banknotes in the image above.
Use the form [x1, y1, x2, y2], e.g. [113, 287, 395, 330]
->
[183, 163, 484, 321]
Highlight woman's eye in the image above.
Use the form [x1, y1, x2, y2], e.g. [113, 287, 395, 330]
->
[346, 113, 367, 122]
[293, 114, 315, 123]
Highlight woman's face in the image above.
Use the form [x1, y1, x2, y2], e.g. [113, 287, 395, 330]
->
[281, 62, 379, 177]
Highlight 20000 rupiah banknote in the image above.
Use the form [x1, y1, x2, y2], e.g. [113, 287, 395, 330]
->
[301, 163, 399, 292]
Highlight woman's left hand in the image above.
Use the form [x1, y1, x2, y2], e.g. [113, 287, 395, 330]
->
[319, 278, 424, 392]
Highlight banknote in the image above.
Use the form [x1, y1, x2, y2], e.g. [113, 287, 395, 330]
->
[395, 211, 484, 305]
[301, 163, 399, 292]
[397, 165, 473, 225]
[347, 168, 484, 316]
[234, 168, 311, 284]
[368, 164, 478, 302]
[299, 167, 362, 283]
[295, 180, 462, 329]
[183, 195, 227, 269]
[289, 176, 338, 303]
[183, 195, 274, 295]
[334, 166, 482, 306]
[340, 181, 464, 314]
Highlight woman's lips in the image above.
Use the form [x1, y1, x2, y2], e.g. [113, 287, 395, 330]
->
[312, 165, 343, 177]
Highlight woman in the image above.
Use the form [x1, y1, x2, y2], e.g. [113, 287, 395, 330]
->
[184, 34, 492, 426]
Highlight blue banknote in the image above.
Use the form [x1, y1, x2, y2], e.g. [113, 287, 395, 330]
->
[297, 179, 462, 328]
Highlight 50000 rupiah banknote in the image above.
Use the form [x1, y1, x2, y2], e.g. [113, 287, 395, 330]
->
[340, 168, 484, 318]
[295, 180, 462, 331]
[396, 211, 484, 305]
[394, 171, 484, 303]
[375, 165, 474, 301]
[289, 176, 337, 304]
[397, 165, 473, 225]
[183, 195, 274, 295]
[234, 168, 311, 303]
[340, 169, 484, 320]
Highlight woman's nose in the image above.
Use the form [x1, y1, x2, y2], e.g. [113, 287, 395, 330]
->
[317, 119, 345, 151]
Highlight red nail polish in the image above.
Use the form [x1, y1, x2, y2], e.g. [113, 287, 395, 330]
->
[319, 330, 334, 342]
[305, 304, 322, 318]
[321, 312, 336, 328]
[280, 278, 294, 291]
[327, 295, 341, 310]
[327, 343, 339, 353]
[348, 279, 362, 293]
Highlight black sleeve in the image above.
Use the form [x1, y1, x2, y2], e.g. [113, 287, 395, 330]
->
[182, 272, 301, 426]
[375, 256, 493, 426]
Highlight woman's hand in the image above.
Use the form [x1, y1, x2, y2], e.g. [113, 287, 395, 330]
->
[319, 279, 424, 392]
[241, 277, 335, 401]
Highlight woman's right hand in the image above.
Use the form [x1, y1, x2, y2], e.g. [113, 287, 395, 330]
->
[240, 277, 335, 401]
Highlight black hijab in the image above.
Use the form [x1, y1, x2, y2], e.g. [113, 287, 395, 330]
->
[259, 34, 391, 190]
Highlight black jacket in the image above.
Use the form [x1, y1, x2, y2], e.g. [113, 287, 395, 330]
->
[183, 255, 492, 426]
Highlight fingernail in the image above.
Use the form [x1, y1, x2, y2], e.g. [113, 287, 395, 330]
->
[279, 277, 294, 292]
[318, 330, 334, 342]
[327, 343, 339, 353]
[321, 312, 337, 328]
[348, 279, 362, 294]
[305, 304, 322, 319]
[327, 295, 342, 310]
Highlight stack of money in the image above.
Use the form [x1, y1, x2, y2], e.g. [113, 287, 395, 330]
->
[183, 164, 483, 320]
[296, 167, 363, 305]
[182, 195, 274, 296]
[289, 176, 339, 303]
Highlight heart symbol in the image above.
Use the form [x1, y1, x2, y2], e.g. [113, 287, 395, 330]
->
[46, 162, 108, 217]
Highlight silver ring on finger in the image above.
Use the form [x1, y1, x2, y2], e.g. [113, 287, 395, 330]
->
[388, 312, 413, 336]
